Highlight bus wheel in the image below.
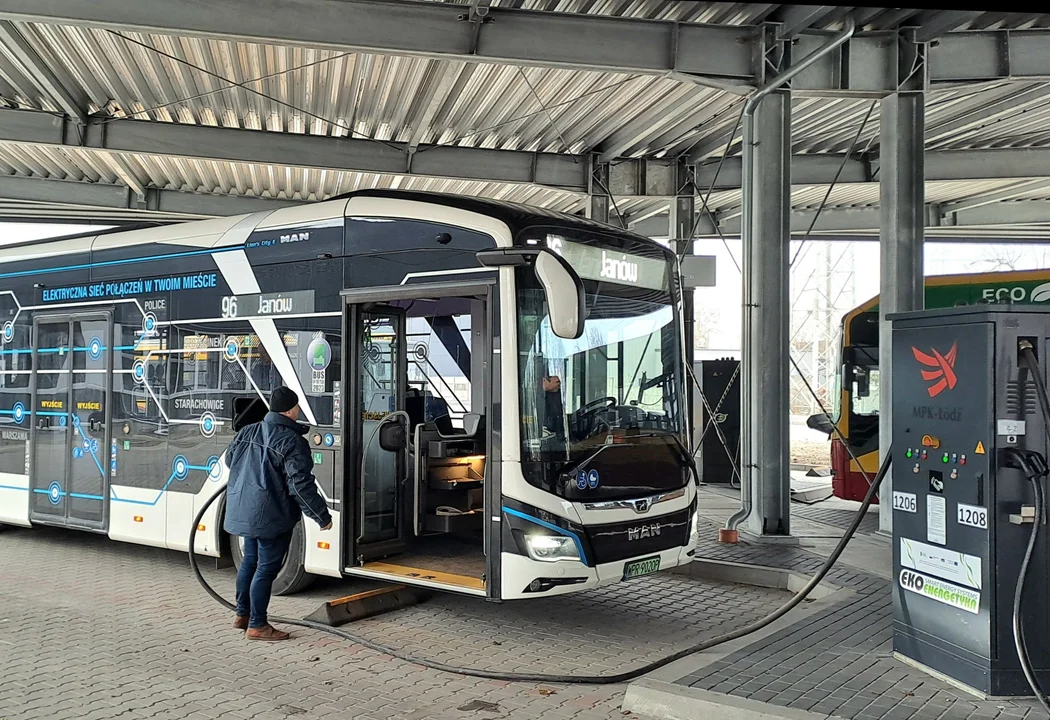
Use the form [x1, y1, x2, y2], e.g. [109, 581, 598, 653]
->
[229, 523, 316, 596]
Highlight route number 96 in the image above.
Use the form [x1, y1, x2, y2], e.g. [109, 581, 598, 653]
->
[221, 296, 238, 318]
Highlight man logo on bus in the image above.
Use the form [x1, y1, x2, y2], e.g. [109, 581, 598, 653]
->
[912, 342, 958, 398]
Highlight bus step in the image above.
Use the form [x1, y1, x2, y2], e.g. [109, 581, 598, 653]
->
[303, 584, 431, 626]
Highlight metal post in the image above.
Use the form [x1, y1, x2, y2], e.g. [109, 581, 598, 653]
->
[587, 158, 611, 225]
[878, 90, 925, 534]
[724, 17, 854, 540]
[584, 157, 611, 402]
[669, 161, 697, 449]
[742, 89, 792, 538]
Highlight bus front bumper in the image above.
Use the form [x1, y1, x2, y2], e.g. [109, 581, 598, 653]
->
[500, 531, 698, 600]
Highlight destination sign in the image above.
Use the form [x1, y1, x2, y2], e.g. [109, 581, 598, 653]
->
[220, 290, 315, 319]
[544, 236, 668, 291]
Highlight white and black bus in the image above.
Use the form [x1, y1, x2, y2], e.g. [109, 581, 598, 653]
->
[0, 190, 698, 600]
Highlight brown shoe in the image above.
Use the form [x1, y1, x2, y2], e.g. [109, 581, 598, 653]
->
[246, 624, 290, 641]
[233, 615, 249, 631]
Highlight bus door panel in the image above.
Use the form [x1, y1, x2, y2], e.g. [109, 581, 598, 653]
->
[29, 318, 72, 525]
[344, 303, 410, 565]
[29, 312, 113, 530]
[67, 315, 112, 530]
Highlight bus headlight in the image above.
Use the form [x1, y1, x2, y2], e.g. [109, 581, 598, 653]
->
[524, 534, 580, 562]
[689, 510, 699, 539]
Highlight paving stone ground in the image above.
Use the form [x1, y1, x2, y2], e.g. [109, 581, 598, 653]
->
[680, 487, 1050, 720]
[0, 523, 786, 720]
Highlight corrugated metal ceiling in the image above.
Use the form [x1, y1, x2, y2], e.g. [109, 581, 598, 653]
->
[0, 4, 1046, 227]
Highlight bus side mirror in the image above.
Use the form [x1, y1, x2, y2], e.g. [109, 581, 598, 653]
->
[475, 247, 585, 340]
[534, 251, 584, 340]
[806, 413, 835, 437]
[855, 368, 870, 398]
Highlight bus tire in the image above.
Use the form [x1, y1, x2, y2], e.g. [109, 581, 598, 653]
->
[229, 522, 316, 596]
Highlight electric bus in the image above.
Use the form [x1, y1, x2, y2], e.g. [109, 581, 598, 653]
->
[809, 268, 1050, 502]
[0, 190, 698, 600]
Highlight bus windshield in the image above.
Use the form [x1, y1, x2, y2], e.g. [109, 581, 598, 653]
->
[515, 243, 689, 500]
[520, 287, 682, 446]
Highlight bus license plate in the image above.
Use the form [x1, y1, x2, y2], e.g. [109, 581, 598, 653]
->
[623, 556, 660, 580]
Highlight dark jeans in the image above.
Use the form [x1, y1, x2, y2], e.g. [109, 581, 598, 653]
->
[234, 530, 293, 629]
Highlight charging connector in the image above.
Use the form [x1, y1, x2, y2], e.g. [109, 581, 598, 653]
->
[1008, 344, 1050, 715]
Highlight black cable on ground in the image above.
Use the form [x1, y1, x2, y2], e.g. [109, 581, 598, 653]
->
[189, 448, 892, 685]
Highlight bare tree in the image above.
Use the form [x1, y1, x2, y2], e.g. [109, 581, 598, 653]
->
[968, 246, 1022, 272]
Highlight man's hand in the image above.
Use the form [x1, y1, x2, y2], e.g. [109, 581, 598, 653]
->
[320, 522, 333, 531]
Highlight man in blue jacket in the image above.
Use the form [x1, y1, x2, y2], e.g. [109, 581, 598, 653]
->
[224, 386, 332, 641]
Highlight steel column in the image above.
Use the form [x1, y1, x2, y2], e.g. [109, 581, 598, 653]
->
[878, 91, 925, 535]
[743, 89, 792, 538]
[669, 160, 696, 444]
[587, 159, 611, 225]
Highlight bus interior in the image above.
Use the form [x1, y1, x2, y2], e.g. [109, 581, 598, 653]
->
[345, 286, 493, 594]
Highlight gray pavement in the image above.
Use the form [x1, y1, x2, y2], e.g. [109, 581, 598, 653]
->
[0, 522, 787, 720]
[650, 486, 1049, 720]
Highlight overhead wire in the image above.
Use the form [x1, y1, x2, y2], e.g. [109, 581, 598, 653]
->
[103, 30, 405, 154]
[94, 50, 358, 127]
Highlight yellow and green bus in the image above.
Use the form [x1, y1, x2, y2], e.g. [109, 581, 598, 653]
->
[811, 268, 1050, 502]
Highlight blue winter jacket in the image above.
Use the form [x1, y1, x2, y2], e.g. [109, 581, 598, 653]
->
[223, 412, 332, 539]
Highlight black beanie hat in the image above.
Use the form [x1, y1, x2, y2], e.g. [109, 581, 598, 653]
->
[270, 386, 299, 414]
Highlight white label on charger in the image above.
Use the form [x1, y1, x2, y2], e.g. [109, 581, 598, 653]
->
[997, 419, 1026, 436]
[892, 491, 917, 513]
[927, 495, 947, 546]
[901, 537, 982, 590]
[957, 503, 988, 530]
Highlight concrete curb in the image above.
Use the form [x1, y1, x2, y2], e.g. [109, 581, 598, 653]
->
[623, 679, 848, 720]
[671, 557, 839, 600]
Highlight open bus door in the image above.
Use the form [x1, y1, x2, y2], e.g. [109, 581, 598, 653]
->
[339, 281, 499, 597]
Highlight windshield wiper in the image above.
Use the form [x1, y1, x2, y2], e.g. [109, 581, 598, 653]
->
[558, 443, 613, 482]
[629, 431, 697, 475]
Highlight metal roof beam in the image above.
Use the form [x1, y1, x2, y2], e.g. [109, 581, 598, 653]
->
[0, 108, 591, 191]
[634, 200, 1050, 237]
[940, 179, 1050, 214]
[0, 0, 757, 82]
[694, 154, 872, 190]
[694, 148, 1050, 191]
[911, 11, 984, 43]
[0, 21, 86, 123]
[0, 173, 301, 218]
[945, 200, 1050, 227]
[929, 30, 1050, 83]
[772, 6, 838, 40]
[0, 1, 1044, 93]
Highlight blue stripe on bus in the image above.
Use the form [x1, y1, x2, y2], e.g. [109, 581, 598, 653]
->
[501, 506, 590, 566]
[0, 345, 138, 356]
[0, 245, 241, 280]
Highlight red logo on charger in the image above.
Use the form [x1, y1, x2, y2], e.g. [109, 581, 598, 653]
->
[912, 342, 958, 398]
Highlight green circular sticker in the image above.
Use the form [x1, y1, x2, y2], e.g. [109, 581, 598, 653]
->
[308, 336, 332, 371]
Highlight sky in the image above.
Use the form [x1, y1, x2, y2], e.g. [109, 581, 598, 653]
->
[692, 237, 1050, 353]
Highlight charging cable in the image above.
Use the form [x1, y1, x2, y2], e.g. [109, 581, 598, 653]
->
[190, 448, 892, 684]
[1009, 343, 1050, 715]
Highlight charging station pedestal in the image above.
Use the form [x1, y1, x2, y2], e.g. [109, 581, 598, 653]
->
[890, 306, 1050, 697]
